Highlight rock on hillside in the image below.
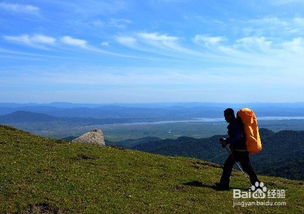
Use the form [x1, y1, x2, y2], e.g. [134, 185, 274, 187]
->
[72, 129, 105, 146]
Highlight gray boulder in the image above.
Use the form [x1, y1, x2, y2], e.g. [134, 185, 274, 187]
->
[72, 129, 105, 146]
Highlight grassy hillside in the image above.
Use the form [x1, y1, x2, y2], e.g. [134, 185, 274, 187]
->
[0, 125, 303, 213]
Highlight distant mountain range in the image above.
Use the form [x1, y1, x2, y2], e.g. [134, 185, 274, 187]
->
[123, 128, 304, 180]
[0, 111, 62, 123]
[1, 102, 304, 119]
[0, 111, 156, 125]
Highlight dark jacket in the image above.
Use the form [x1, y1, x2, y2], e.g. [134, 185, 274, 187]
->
[226, 118, 246, 151]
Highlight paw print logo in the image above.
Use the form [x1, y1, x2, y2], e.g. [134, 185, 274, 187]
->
[250, 181, 267, 192]
[250, 182, 267, 199]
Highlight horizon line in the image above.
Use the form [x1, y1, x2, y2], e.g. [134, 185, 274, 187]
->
[1, 101, 304, 105]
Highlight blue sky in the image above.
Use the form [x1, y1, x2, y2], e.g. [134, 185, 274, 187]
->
[1, 0, 304, 103]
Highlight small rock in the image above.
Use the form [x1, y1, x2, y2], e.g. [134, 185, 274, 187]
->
[72, 129, 105, 146]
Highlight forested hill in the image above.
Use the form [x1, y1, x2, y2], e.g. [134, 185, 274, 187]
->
[128, 128, 304, 180]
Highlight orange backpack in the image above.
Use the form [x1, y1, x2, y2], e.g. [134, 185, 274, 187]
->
[237, 108, 262, 154]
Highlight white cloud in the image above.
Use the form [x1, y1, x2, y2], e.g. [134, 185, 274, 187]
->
[92, 18, 131, 28]
[282, 37, 304, 52]
[193, 35, 225, 46]
[3, 34, 89, 50]
[115, 36, 137, 47]
[60, 36, 88, 48]
[4, 34, 90, 50]
[135, 32, 193, 55]
[0, 2, 39, 15]
[31, 35, 56, 44]
[137, 32, 178, 47]
[92, 19, 105, 27]
[293, 17, 304, 24]
[3, 34, 153, 59]
[3, 34, 56, 47]
[101, 42, 109, 47]
[244, 16, 304, 35]
[72, 0, 127, 15]
[109, 18, 131, 28]
[271, 0, 304, 5]
[116, 32, 214, 58]
[4, 35, 33, 45]
[235, 36, 272, 51]
[248, 16, 287, 26]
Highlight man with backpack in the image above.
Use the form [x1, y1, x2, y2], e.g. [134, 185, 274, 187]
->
[215, 108, 260, 190]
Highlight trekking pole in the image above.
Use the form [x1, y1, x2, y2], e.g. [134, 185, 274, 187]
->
[224, 144, 245, 174]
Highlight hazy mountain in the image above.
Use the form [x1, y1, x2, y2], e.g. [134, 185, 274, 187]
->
[0, 111, 156, 129]
[1, 102, 304, 119]
[0, 111, 61, 123]
[116, 136, 162, 148]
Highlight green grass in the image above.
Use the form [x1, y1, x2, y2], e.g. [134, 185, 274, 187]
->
[0, 125, 303, 213]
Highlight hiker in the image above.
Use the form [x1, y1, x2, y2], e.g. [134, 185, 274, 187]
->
[215, 108, 259, 190]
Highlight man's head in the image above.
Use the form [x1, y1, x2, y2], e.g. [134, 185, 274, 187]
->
[224, 108, 235, 123]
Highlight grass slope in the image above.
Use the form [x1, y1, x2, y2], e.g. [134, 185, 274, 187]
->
[0, 125, 303, 214]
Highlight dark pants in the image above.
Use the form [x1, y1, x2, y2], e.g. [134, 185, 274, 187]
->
[220, 151, 259, 186]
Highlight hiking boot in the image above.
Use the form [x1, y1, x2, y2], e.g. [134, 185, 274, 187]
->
[214, 182, 229, 191]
